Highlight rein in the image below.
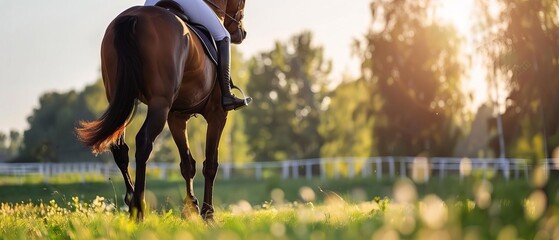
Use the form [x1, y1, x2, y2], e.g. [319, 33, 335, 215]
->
[203, 0, 244, 27]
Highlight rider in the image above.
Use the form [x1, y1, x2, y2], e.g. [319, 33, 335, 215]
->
[145, 0, 251, 111]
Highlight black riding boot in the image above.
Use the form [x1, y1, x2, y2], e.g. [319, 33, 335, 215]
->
[216, 37, 251, 111]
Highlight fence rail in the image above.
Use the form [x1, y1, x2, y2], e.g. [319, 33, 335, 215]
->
[1, 157, 557, 184]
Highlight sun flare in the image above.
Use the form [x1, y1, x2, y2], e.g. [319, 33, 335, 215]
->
[435, 0, 489, 112]
[436, 0, 475, 36]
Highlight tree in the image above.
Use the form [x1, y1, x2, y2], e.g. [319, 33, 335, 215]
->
[220, 47, 254, 163]
[8, 130, 22, 158]
[244, 31, 331, 161]
[476, 0, 559, 159]
[357, 0, 466, 156]
[20, 90, 100, 162]
[320, 79, 376, 157]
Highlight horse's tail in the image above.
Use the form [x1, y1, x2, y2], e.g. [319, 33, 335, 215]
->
[76, 16, 142, 154]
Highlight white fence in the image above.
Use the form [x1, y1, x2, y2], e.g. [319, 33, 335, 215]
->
[0, 157, 557, 183]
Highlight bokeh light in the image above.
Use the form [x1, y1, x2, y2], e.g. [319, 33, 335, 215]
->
[384, 203, 416, 235]
[393, 178, 417, 204]
[459, 158, 472, 177]
[411, 157, 430, 183]
[473, 181, 493, 209]
[270, 222, 286, 238]
[419, 195, 448, 229]
[553, 146, 559, 169]
[496, 225, 517, 240]
[230, 200, 253, 215]
[532, 164, 549, 189]
[271, 188, 285, 205]
[371, 226, 400, 240]
[524, 190, 547, 221]
[299, 186, 316, 202]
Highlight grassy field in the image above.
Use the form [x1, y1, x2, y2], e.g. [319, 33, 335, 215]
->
[1, 174, 559, 239]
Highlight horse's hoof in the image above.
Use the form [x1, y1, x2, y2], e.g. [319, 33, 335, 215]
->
[129, 207, 144, 222]
[200, 206, 214, 221]
[182, 205, 200, 218]
[202, 212, 214, 222]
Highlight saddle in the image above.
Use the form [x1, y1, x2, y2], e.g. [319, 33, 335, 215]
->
[155, 0, 218, 65]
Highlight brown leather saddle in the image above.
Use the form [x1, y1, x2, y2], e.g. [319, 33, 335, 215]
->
[155, 0, 218, 65]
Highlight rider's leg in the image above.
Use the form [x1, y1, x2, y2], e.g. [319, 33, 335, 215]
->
[146, 0, 251, 111]
[216, 37, 251, 111]
[174, 0, 251, 110]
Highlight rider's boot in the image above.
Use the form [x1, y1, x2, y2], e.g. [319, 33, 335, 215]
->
[216, 37, 251, 111]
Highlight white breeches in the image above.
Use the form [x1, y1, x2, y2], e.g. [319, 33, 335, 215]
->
[145, 0, 230, 41]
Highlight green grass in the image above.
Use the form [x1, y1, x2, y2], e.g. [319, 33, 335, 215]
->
[0, 174, 537, 209]
[1, 175, 559, 239]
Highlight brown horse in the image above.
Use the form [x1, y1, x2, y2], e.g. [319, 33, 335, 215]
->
[75, 0, 247, 221]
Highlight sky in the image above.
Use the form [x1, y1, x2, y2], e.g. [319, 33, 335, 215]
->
[0, 0, 481, 134]
[0, 0, 371, 133]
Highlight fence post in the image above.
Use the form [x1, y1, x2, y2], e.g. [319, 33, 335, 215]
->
[376, 158, 382, 180]
[334, 159, 340, 179]
[439, 159, 446, 180]
[426, 158, 430, 182]
[482, 161, 488, 179]
[514, 160, 519, 179]
[222, 163, 231, 180]
[45, 163, 50, 184]
[104, 164, 110, 179]
[399, 158, 405, 178]
[389, 157, 395, 178]
[160, 164, 167, 180]
[80, 163, 86, 183]
[306, 161, 312, 180]
[348, 158, 355, 178]
[502, 158, 510, 180]
[292, 161, 300, 179]
[362, 158, 370, 177]
[282, 161, 289, 180]
[320, 159, 326, 180]
[256, 163, 262, 180]
[523, 160, 529, 181]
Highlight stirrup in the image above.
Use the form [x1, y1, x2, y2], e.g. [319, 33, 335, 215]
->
[223, 84, 252, 111]
[223, 96, 251, 111]
[231, 83, 249, 100]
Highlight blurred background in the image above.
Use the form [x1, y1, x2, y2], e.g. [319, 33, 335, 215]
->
[0, 0, 558, 166]
[2, 2, 559, 238]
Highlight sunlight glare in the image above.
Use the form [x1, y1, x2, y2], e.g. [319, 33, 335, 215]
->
[435, 0, 474, 36]
[436, 0, 489, 112]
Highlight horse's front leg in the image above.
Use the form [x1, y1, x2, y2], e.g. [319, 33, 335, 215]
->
[110, 134, 134, 207]
[201, 114, 227, 221]
[168, 112, 200, 217]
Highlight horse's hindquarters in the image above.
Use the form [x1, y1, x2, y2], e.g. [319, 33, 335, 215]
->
[102, 6, 187, 104]
[101, 6, 217, 113]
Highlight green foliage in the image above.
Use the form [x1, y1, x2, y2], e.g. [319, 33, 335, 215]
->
[0, 130, 21, 162]
[320, 80, 376, 157]
[476, 0, 559, 159]
[356, 0, 466, 156]
[219, 47, 254, 163]
[244, 31, 331, 161]
[20, 83, 109, 162]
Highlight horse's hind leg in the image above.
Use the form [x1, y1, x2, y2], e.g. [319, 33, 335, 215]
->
[201, 113, 227, 221]
[110, 133, 134, 207]
[167, 112, 200, 217]
[131, 98, 170, 221]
